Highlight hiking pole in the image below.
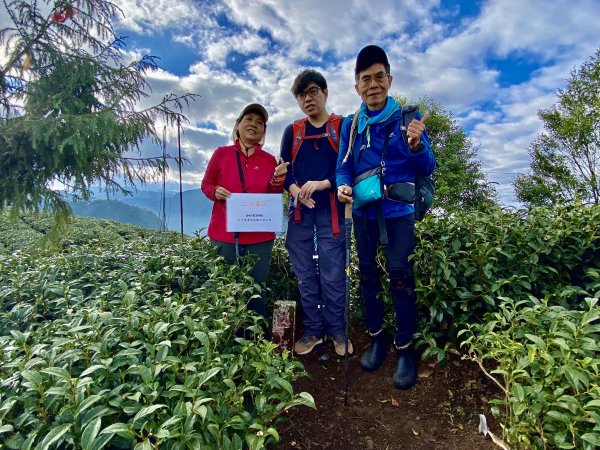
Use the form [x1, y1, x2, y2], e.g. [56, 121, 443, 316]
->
[234, 231, 241, 266]
[344, 202, 352, 405]
[312, 216, 329, 360]
[313, 218, 325, 336]
[342, 112, 359, 406]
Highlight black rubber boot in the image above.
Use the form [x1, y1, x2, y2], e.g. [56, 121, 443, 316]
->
[360, 330, 389, 372]
[393, 342, 417, 390]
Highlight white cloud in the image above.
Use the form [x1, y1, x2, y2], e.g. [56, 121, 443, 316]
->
[114, 0, 207, 34]
[205, 31, 269, 67]
[4, 0, 600, 206]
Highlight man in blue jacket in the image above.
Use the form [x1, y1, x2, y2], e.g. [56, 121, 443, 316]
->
[336, 45, 436, 389]
[281, 69, 352, 357]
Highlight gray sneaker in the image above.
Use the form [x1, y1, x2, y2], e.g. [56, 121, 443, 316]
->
[294, 335, 323, 355]
[330, 334, 354, 356]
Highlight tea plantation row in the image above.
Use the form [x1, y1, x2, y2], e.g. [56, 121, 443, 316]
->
[0, 213, 313, 450]
[1, 206, 600, 449]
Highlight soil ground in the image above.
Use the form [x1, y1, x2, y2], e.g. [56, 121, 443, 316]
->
[277, 329, 502, 450]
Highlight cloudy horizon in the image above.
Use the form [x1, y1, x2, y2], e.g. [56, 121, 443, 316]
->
[2, 0, 599, 205]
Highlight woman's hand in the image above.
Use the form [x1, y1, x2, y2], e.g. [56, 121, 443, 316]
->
[274, 158, 290, 177]
[214, 186, 231, 201]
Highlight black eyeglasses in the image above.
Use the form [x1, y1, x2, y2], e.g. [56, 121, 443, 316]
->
[296, 86, 322, 101]
[357, 71, 389, 87]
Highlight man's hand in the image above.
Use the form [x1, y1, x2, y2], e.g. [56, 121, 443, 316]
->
[289, 184, 314, 208]
[214, 186, 231, 201]
[337, 185, 353, 203]
[298, 180, 330, 199]
[407, 114, 429, 149]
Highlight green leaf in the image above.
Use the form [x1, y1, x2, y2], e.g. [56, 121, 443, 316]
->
[81, 418, 102, 450]
[207, 423, 220, 442]
[21, 370, 44, 385]
[132, 404, 166, 426]
[0, 424, 14, 434]
[197, 367, 221, 388]
[245, 433, 265, 450]
[22, 434, 37, 450]
[551, 338, 570, 351]
[513, 402, 527, 416]
[524, 333, 547, 351]
[33, 423, 72, 450]
[198, 405, 208, 421]
[564, 366, 590, 390]
[546, 410, 571, 424]
[232, 433, 243, 449]
[77, 395, 103, 418]
[0, 398, 17, 417]
[585, 399, 600, 409]
[45, 386, 68, 397]
[275, 376, 293, 395]
[581, 433, 600, 446]
[100, 422, 131, 436]
[512, 383, 525, 402]
[88, 431, 113, 450]
[134, 440, 153, 450]
[40, 367, 71, 381]
[158, 415, 182, 430]
[284, 392, 316, 410]
[265, 427, 280, 441]
[156, 345, 168, 362]
[184, 413, 197, 432]
[81, 406, 115, 427]
[79, 365, 105, 378]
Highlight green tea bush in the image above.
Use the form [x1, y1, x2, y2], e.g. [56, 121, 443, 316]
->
[267, 237, 299, 304]
[413, 205, 600, 362]
[0, 212, 42, 252]
[460, 279, 600, 449]
[0, 215, 314, 450]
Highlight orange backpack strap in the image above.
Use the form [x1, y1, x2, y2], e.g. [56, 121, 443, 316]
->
[292, 114, 343, 160]
[291, 118, 307, 162]
[325, 114, 343, 153]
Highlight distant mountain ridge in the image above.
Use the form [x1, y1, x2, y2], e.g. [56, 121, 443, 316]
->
[70, 189, 212, 235]
[69, 199, 163, 230]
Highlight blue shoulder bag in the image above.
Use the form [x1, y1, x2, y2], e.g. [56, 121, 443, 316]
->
[351, 122, 392, 209]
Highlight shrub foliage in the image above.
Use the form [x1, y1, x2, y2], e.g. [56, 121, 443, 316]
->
[0, 214, 313, 450]
[2, 205, 599, 449]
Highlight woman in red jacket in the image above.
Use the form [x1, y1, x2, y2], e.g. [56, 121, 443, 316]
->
[201, 103, 289, 318]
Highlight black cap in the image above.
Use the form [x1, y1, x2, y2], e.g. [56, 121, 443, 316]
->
[355, 45, 390, 76]
[237, 103, 269, 123]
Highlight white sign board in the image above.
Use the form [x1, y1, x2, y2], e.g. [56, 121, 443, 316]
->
[226, 193, 283, 232]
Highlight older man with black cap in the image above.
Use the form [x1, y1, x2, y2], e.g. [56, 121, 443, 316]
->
[336, 45, 436, 389]
[202, 103, 289, 319]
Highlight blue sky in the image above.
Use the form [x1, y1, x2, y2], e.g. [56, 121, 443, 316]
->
[2, 0, 600, 205]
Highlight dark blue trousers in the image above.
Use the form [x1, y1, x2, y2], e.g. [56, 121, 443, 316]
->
[353, 213, 416, 346]
[285, 207, 346, 337]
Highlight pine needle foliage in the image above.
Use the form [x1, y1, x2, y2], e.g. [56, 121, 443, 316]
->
[0, 0, 197, 213]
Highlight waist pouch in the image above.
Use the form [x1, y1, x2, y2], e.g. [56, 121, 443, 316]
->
[352, 166, 384, 209]
[386, 182, 415, 204]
